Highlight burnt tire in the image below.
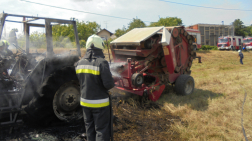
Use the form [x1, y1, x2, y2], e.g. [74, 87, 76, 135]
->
[175, 75, 194, 96]
[24, 66, 82, 125]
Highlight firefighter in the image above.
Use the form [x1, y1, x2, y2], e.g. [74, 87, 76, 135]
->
[9, 28, 18, 46]
[0, 40, 13, 57]
[75, 34, 115, 141]
[0, 40, 14, 76]
[238, 50, 244, 65]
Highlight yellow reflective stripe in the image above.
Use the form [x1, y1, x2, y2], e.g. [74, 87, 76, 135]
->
[76, 69, 100, 75]
[76, 65, 99, 71]
[80, 101, 110, 108]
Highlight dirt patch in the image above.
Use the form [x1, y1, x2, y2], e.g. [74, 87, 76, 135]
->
[113, 98, 186, 141]
[1, 97, 186, 141]
[0, 119, 86, 141]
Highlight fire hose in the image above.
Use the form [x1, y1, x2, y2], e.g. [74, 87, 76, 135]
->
[107, 40, 114, 141]
[108, 94, 114, 141]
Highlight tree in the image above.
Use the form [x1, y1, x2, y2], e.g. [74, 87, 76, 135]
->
[244, 25, 252, 37]
[149, 17, 182, 27]
[114, 26, 127, 37]
[114, 18, 146, 37]
[52, 20, 100, 42]
[29, 31, 46, 48]
[233, 19, 246, 37]
[128, 18, 146, 31]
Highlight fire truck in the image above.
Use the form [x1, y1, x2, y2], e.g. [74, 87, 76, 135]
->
[217, 36, 243, 50]
[243, 37, 252, 50]
[186, 29, 201, 50]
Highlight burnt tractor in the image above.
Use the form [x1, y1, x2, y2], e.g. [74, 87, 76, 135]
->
[0, 13, 198, 128]
[110, 26, 197, 101]
[0, 13, 82, 126]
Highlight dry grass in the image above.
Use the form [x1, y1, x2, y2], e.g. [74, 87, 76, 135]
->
[158, 50, 252, 141]
[20, 48, 252, 140]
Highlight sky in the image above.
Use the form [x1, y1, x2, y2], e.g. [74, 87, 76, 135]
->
[0, 0, 251, 36]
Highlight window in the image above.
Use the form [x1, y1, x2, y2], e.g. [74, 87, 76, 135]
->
[199, 26, 204, 35]
[219, 38, 228, 43]
[206, 40, 209, 45]
[206, 31, 209, 39]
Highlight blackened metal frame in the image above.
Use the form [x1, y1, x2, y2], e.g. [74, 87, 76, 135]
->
[0, 13, 81, 57]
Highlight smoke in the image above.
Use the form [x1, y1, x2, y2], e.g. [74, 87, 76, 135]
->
[71, 0, 92, 2]
[110, 62, 127, 78]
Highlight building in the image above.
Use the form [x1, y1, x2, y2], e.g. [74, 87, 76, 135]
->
[96, 28, 117, 40]
[186, 24, 234, 46]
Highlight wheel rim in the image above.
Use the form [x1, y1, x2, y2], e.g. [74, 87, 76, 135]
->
[185, 79, 194, 95]
[136, 76, 143, 85]
[53, 82, 82, 121]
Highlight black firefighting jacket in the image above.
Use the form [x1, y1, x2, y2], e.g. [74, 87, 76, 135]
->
[75, 47, 114, 108]
[0, 49, 14, 75]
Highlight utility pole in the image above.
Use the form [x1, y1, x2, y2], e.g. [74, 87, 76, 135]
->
[104, 21, 107, 29]
[222, 21, 224, 37]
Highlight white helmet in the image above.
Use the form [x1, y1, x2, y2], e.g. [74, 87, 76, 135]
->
[238, 50, 241, 53]
[86, 34, 105, 50]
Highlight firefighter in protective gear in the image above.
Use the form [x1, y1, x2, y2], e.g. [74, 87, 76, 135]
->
[75, 34, 114, 141]
[0, 40, 13, 57]
[9, 28, 18, 46]
[0, 40, 14, 76]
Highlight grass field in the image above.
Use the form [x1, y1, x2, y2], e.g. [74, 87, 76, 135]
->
[17, 47, 252, 140]
[158, 50, 252, 141]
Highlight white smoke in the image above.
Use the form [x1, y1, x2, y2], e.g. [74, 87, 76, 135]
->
[109, 62, 127, 78]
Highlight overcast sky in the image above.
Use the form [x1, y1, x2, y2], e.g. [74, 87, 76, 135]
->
[1, 0, 251, 35]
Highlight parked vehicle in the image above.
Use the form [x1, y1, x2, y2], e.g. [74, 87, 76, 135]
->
[217, 36, 243, 50]
[110, 26, 199, 101]
[243, 37, 252, 50]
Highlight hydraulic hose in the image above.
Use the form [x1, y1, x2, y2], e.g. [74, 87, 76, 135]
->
[108, 94, 114, 141]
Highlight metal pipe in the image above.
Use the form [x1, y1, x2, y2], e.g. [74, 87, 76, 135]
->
[139, 65, 149, 74]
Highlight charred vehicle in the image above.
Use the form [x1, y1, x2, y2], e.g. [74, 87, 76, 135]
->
[0, 13, 199, 127]
[110, 26, 198, 101]
[0, 13, 82, 125]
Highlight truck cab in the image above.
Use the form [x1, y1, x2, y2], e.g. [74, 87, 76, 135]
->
[243, 37, 252, 50]
[217, 36, 243, 50]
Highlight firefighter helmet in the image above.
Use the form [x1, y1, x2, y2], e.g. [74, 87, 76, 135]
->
[86, 34, 105, 50]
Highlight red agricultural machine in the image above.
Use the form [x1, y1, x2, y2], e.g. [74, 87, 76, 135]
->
[110, 26, 197, 101]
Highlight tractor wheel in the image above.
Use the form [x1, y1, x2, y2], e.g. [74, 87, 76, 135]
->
[131, 73, 144, 87]
[24, 66, 82, 125]
[175, 75, 194, 96]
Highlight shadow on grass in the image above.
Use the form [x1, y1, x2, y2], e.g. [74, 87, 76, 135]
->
[196, 50, 211, 54]
[157, 86, 224, 111]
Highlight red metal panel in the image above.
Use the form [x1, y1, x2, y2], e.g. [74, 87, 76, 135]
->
[148, 84, 165, 101]
[163, 38, 176, 74]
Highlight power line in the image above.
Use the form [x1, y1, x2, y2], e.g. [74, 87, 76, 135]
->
[159, 0, 252, 12]
[19, 0, 152, 22]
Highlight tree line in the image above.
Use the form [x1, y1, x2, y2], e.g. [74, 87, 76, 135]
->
[20, 17, 252, 49]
